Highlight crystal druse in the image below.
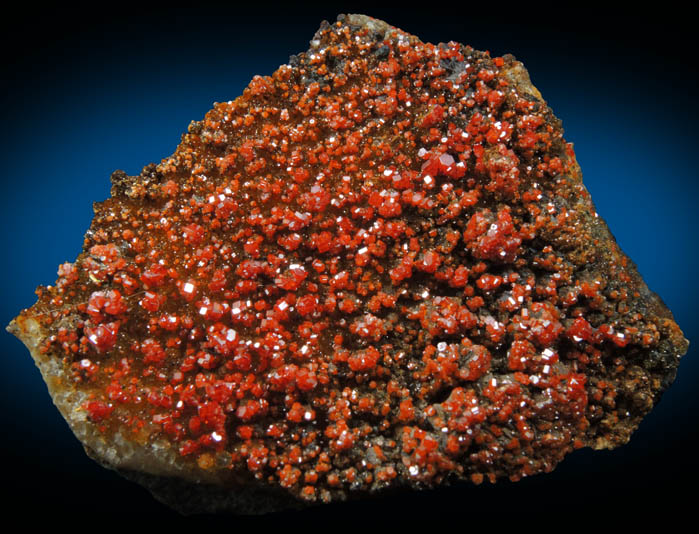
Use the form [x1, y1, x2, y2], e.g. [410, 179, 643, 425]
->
[9, 14, 689, 514]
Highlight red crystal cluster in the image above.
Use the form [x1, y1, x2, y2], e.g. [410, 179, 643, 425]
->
[12, 14, 687, 508]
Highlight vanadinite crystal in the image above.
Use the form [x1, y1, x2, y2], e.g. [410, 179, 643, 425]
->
[8, 14, 689, 514]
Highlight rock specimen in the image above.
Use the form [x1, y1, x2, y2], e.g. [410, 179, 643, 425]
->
[8, 14, 689, 514]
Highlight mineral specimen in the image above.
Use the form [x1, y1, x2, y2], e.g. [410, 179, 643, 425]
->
[8, 14, 689, 514]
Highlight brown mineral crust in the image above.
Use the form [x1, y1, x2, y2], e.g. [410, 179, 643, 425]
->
[8, 13, 689, 513]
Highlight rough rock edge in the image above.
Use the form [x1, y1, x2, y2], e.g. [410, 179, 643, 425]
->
[7, 13, 689, 514]
[6, 316, 188, 478]
[555, 155, 688, 449]
[7, 314, 314, 514]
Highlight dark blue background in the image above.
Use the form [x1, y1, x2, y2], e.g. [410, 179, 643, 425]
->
[2, 1, 697, 525]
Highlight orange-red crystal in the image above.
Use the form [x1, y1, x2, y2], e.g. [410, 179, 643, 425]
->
[18, 14, 688, 507]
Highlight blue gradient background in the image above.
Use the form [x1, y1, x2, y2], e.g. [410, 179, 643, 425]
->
[2, 2, 697, 525]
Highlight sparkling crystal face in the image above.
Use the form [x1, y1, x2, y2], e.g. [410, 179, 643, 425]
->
[6, 12, 690, 515]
